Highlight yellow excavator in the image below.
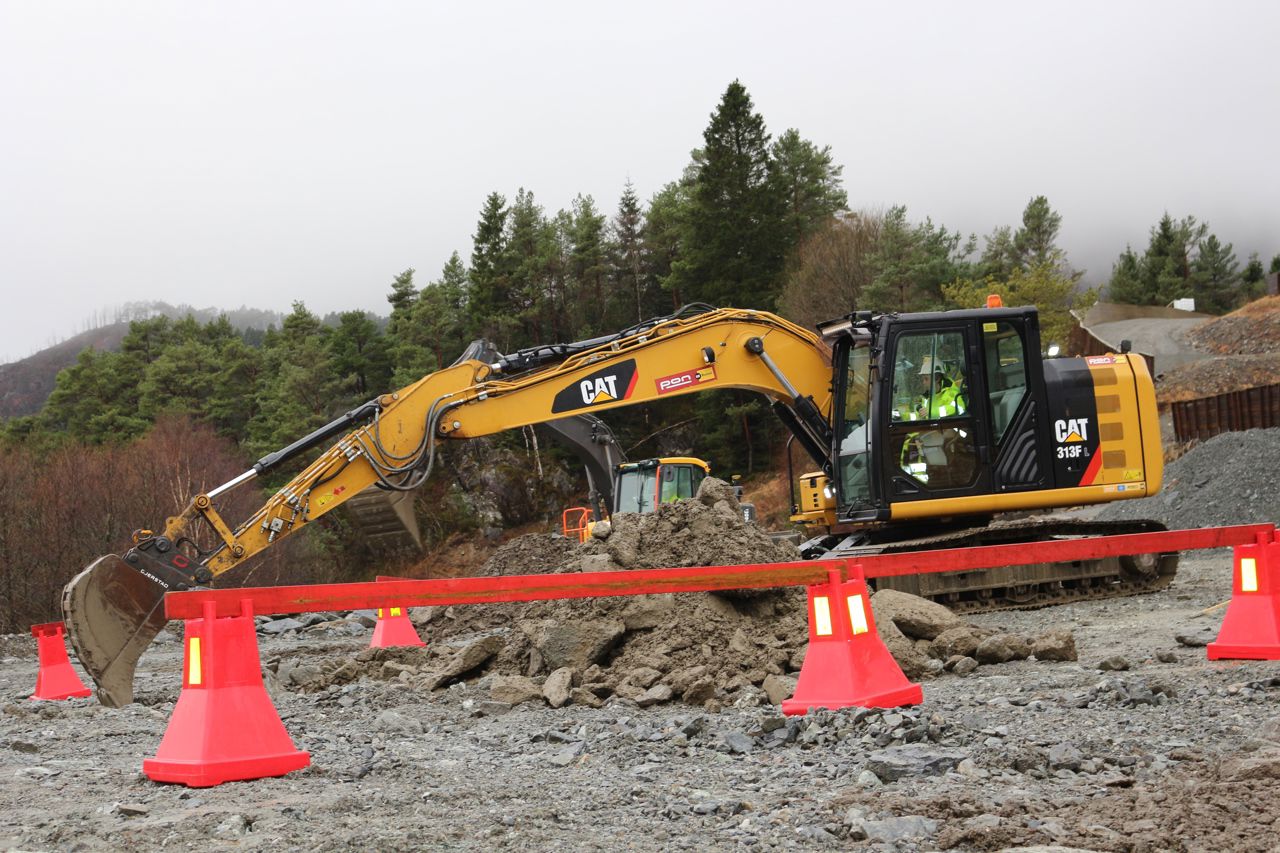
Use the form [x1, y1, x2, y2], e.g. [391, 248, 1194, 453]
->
[63, 302, 1170, 706]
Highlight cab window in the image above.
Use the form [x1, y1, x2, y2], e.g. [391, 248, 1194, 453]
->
[676, 465, 694, 499]
[888, 330, 978, 491]
[890, 331, 968, 422]
[659, 465, 679, 503]
[837, 341, 874, 507]
[983, 321, 1027, 444]
[616, 469, 656, 513]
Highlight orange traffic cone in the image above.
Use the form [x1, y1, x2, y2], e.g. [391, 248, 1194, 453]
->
[1208, 531, 1280, 660]
[143, 600, 309, 787]
[369, 605, 425, 648]
[30, 621, 92, 701]
[781, 564, 923, 715]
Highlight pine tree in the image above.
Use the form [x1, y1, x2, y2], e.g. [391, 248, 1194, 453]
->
[1012, 196, 1064, 269]
[566, 194, 608, 334]
[387, 269, 417, 316]
[978, 226, 1019, 280]
[609, 180, 650, 324]
[468, 192, 509, 339]
[1107, 246, 1145, 304]
[505, 188, 556, 347]
[769, 128, 848, 244]
[328, 311, 391, 400]
[1191, 234, 1241, 314]
[247, 302, 342, 456]
[862, 207, 970, 312]
[677, 80, 788, 310]
[643, 181, 693, 308]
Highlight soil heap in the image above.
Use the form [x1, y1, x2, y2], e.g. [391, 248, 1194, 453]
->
[281, 479, 1077, 709]
[1097, 427, 1280, 529]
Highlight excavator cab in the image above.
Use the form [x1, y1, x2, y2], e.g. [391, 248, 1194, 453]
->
[795, 305, 1161, 534]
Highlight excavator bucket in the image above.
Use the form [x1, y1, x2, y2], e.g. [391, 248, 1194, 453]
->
[61, 554, 170, 708]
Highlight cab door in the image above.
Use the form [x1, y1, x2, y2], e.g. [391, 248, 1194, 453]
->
[880, 324, 992, 502]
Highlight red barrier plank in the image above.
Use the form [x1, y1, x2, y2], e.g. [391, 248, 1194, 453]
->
[859, 523, 1274, 579]
[166, 523, 1275, 620]
[166, 560, 841, 620]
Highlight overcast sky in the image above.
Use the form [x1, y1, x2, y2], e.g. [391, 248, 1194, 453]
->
[2, 1, 1277, 363]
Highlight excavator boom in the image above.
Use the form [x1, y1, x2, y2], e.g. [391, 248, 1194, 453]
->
[62, 306, 834, 706]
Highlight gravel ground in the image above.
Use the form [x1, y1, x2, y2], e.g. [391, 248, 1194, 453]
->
[3, 551, 1280, 852]
[1097, 428, 1280, 529]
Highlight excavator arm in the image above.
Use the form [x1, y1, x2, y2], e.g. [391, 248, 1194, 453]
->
[63, 306, 834, 706]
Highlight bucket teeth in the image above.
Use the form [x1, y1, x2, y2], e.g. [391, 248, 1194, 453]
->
[61, 554, 169, 708]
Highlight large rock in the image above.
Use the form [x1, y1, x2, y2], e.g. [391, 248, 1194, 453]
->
[542, 667, 575, 708]
[621, 595, 676, 630]
[603, 520, 642, 568]
[870, 589, 962, 640]
[374, 710, 423, 735]
[521, 618, 625, 671]
[877, 617, 935, 678]
[1030, 629, 1078, 662]
[974, 633, 1031, 664]
[931, 625, 986, 659]
[854, 815, 939, 844]
[489, 674, 543, 705]
[761, 673, 797, 705]
[866, 745, 969, 781]
[696, 476, 740, 508]
[422, 634, 504, 690]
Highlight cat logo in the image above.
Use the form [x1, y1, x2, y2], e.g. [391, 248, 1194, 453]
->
[580, 375, 621, 405]
[1054, 417, 1089, 443]
[551, 359, 638, 413]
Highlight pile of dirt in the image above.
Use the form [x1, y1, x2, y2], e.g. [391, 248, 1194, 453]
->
[1186, 295, 1280, 354]
[1155, 352, 1280, 403]
[276, 478, 1077, 708]
[1097, 427, 1280, 528]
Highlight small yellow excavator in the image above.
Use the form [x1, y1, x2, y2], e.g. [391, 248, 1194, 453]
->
[562, 457, 725, 542]
[63, 302, 1171, 706]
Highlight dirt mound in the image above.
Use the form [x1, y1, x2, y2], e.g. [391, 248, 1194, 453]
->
[1187, 295, 1280, 354]
[281, 479, 1076, 708]
[480, 532, 581, 575]
[1097, 427, 1280, 528]
[1156, 353, 1280, 403]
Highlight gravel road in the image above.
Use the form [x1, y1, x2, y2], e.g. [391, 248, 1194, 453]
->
[3, 551, 1279, 852]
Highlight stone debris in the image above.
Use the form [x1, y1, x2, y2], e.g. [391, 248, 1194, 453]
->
[1097, 427, 1280, 529]
[248, 476, 1085, 712]
[865, 744, 970, 781]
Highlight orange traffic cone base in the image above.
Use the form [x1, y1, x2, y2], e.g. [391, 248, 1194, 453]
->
[781, 566, 923, 716]
[144, 604, 309, 787]
[1207, 538, 1280, 661]
[30, 621, 92, 701]
[369, 608, 425, 648]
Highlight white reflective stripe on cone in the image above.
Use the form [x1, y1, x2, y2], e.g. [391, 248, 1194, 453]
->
[1242, 557, 1259, 593]
[813, 596, 833, 636]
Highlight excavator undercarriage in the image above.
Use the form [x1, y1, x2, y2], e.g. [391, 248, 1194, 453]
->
[805, 517, 1179, 613]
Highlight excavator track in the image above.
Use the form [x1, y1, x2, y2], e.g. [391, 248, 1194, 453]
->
[827, 518, 1179, 613]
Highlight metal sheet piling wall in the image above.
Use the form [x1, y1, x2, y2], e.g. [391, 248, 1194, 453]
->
[1171, 383, 1280, 443]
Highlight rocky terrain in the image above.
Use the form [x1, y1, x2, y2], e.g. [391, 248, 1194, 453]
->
[1097, 428, 1280, 529]
[2, 479, 1279, 851]
[3, 550, 1278, 852]
[1154, 296, 1280, 403]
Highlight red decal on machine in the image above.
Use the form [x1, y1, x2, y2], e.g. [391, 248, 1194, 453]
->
[1086, 356, 1116, 365]
[655, 365, 717, 395]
